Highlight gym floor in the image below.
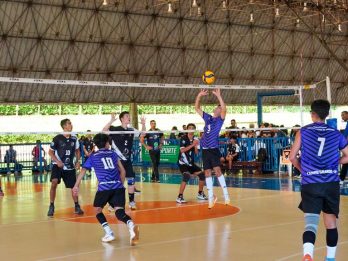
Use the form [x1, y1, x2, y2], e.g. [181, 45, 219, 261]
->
[1, 171, 347, 261]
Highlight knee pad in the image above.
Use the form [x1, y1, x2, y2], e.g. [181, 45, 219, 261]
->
[182, 172, 191, 183]
[115, 208, 126, 220]
[198, 172, 205, 181]
[127, 178, 135, 186]
[304, 213, 320, 234]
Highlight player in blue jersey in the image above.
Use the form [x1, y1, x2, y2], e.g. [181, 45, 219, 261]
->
[73, 133, 139, 245]
[195, 88, 230, 209]
[290, 100, 348, 261]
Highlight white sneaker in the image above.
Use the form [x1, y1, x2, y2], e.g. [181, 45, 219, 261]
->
[197, 192, 208, 200]
[129, 201, 137, 210]
[102, 233, 115, 243]
[129, 225, 139, 246]
[208, 195, 217, 209]
[176, 196, 187, 204]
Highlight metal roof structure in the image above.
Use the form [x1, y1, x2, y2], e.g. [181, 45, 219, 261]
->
[0, 0, 347, 105]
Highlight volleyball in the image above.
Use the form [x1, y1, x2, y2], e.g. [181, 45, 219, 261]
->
[202, 70, 215, 85]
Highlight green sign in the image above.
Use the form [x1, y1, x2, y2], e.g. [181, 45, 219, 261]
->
[141, 145, 179, 163]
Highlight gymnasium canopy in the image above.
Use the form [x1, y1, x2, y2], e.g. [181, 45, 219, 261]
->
[0, 0, 347, 105]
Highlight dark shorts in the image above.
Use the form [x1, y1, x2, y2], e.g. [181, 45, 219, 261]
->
[50, 165, 76, 188]
[179, 164, 202, 175]
[202, 148, 221, 170]
[121, 159, 135, 178]
[225, 154, 239, 161]
[94, 188, 126, 208]
[299, 182, 340, 218]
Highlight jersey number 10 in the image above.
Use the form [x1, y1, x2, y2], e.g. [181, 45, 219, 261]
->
[101, 157, 115, 169]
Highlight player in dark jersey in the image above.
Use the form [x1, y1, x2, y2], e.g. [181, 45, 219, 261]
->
[176, 123, 207, 203]
[290, 100, 348, 261]
[103, 111, 145, 210]
[220, 137, 240, 173]
[47, 119, 84, 217]
[73, 133, 139, 245]
[140, 120, 164, 182]
[83, 130, 94, 162]
[195, 88, 230, 209]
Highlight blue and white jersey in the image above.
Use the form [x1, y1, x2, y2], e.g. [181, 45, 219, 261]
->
[300, 122, 348, 185]
[200, 112, 224, 149]
[83, 149, 124, 191]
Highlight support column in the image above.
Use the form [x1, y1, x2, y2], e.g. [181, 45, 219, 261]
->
[130, 102, 138, 129]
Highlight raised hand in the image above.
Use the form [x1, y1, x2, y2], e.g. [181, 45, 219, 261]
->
[110, 112, 117, 123]
[212, 88, 221, 97]
[198, 89, 209, 97]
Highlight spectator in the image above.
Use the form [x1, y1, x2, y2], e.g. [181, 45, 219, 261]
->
[260, 122, 272, 137]
[221, 138, 240, 173]
[340, 110, 348, 185]
[32, 140, 47, 171]
[4, 145, 18, 174]
[169, 126, 178, 140]
[227, 119, 239, 139]
[178, 125, 187, 138]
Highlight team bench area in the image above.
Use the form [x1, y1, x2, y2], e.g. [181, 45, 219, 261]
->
[222, 161, 263, 175]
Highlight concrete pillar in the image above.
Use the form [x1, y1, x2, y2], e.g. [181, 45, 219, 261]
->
[130, 102, 138, 129]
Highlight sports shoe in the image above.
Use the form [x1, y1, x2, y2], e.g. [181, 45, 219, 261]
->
[74, 204, 84, 215]
[47, 204, 55, 217]
[208, 195, 217, 209]
[102, 233, 115, 243]
[176, 196, 187, 204]
[129, 225, 139, 246]
[0, 188, 4, 197]
[134, 188, 141, 194]
[197, 192, 208, 200]
[302, 254, 313, 261]
[129, 201, 137, 210]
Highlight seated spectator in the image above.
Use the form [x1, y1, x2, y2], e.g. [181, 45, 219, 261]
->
[227, 119, 240, 139]
[32, 140, 48, 170]
[260, 122, 272, 137]
[221, 138, 240, 173]
[5, 145, 18, 174]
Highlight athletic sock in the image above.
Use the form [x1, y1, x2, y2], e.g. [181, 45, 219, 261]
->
[96, 213, 112, 235]
[129, 193, 135, 202]
[206, 177, 214, 199]
[303, 243, 314, 259]
[217, 175, 229, 199]
[74, 201, 79, 206]
[326, 246, 336, 259]
[127, 220, 135, 230]
[198, 191, 202, 195]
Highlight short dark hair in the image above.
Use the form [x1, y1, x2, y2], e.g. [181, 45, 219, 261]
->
[150, 120, 156, 124]
[187, 123, 196, 129]
[60, 118, 71, 129]
[342, 111, 348, 114]
[311, 99, 330, 120]
[119, 111, 129, 121]
[93, 133, 110, 149]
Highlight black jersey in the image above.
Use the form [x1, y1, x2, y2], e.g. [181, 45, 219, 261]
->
[50, 135, 79, 170]
[144, 129, 164, 151]
[227, 143, 240, 155]
[178, 135, 196, 166]
[109, 126, 134, 160]
[83, 138, 94, 153]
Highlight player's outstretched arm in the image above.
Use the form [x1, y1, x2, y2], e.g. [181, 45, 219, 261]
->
[73, 168, 87, 196]
[102, 113, 117, 132]
[195, 89, 208, 117]
[289, 131, 301, 171]
[212, 88, 227, 120]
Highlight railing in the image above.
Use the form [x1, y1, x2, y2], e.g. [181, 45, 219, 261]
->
[0, 136, 293, 173]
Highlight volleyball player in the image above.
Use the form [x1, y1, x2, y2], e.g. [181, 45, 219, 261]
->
[103, 112, 145, 210]
[195, 88, 231, 209]
[290, 100, 348, 261]
[73, 133, 139, 245]
[47, 119, 84, 217]
[176, 123, 207, 203]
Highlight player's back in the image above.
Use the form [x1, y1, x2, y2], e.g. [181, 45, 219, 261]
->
[87, 149, 123, 190]
[300, 122, 346, 185]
